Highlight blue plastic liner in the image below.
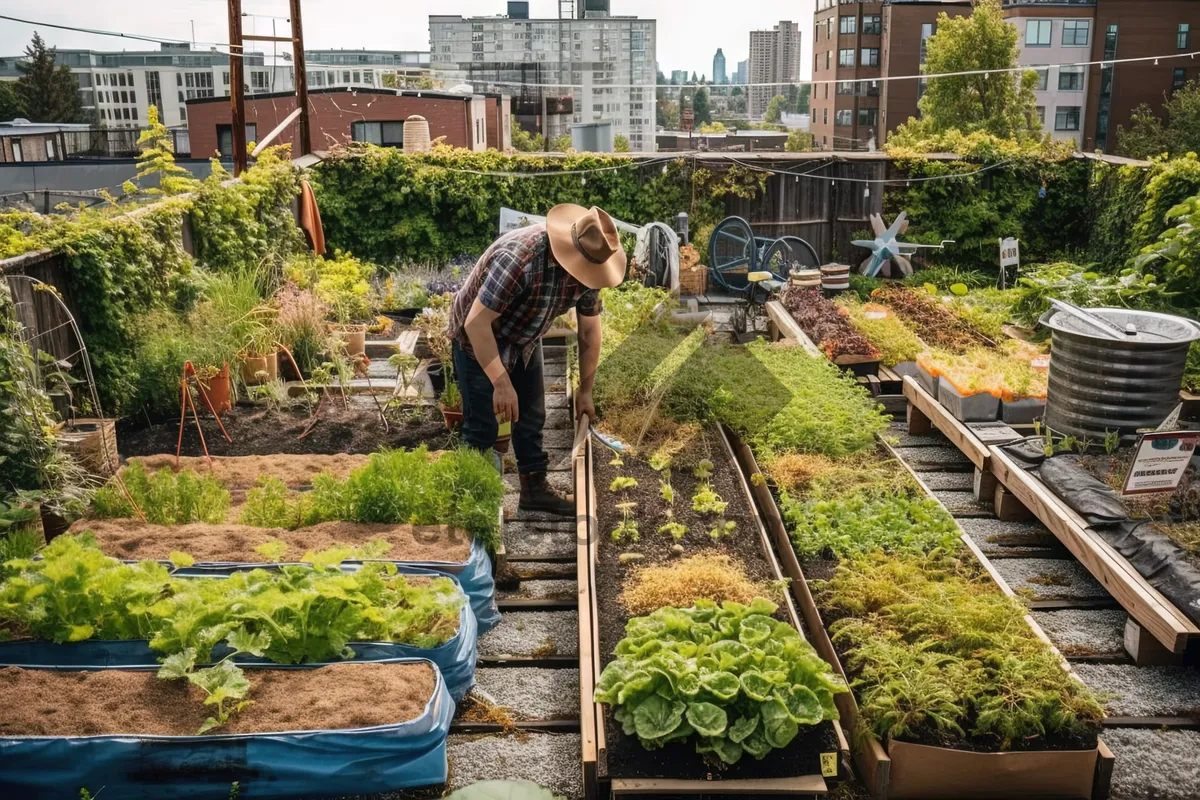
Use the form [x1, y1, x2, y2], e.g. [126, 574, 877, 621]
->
[167, 538, 500, 634]
[0, 567, 478, 701]
[0, 656, 452, 800]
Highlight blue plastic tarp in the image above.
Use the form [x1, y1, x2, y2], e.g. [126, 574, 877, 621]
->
[165, 538, 501, 634]
[0, 566, 478, 701]
[0, 656, 453, 800]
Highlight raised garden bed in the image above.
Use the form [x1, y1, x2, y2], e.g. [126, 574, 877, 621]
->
[728, 431, 1114, 800]
[586, 425, 847, 793]
[126, 453, 372, 487]
[779, 285, 881, 374]
[0, 659, 454, 799]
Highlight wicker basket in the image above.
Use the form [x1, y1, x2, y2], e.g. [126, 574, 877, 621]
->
[679, 266, 708, 296]
[58, 418, 119, 477]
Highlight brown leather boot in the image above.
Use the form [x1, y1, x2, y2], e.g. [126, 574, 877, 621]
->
[519, 472, 574, 516]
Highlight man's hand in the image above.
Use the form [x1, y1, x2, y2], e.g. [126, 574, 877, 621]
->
[575, 389, 596, 423]
[493, 373, 520, 424]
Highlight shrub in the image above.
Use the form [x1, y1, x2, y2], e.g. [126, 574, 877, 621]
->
[594, 598, 846, 764]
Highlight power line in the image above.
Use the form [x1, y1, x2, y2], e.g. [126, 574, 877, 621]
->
[725, 155, 1021, 185]
[0, 13, 246, 55]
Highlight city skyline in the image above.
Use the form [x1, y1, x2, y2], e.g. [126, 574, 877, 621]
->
[0, 0, 816, 84]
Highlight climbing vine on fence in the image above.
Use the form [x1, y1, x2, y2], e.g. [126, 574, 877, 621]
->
[308, 144, 766, 264]
[883, 155, 1091, 268]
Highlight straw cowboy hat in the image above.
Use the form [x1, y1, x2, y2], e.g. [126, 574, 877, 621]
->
[546, 204, 627, 290]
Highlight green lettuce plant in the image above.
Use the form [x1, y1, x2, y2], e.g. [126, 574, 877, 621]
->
[594, 598, 846, 765]
[781, 485, 960, 559]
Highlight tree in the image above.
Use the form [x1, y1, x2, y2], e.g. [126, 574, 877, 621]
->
[1117, 80, 1200, 159]
[765, 94, 786, 123]
[614, 134, 630, 152]
[786, 84, 800, 114]
[15, 33, 84, 123]
[909, 0, 1040, 139]
[785, 130, 813, 152]
[692, 88, 712, 126]
[731, 86, 743, 97]
[0, 82, 25, 121]
[510, 118, 545, 152]
[128, 106, 200, 196]
[657, 98, 680, 130]
[550, 134, 572, 152]
[698, 121, 727, 134]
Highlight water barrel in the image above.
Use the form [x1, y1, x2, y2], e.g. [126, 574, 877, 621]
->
[403, 115, 431, 153]
[1040, 306, 1200, 441]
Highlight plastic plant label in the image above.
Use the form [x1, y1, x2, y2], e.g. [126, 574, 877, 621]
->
[864, 310, 888, 320]
[820, 752, 838, 777]
[1121, 431, 1200, 495]
[1030, 356, 1049, 371]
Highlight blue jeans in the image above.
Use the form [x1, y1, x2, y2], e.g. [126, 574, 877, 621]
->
[453, 339, 549, 474]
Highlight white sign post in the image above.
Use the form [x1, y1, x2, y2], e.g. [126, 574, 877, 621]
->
[1121, 431, 1200, 495]
[999, 237, 1020, 289]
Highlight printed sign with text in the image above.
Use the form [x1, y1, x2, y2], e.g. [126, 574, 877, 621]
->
[1121, 431, 1200, 495]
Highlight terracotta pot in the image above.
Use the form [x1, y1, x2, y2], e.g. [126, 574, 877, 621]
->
[197, 363, 233, 414]
[494, 435, 511, 454]
[332, 324, 369, 358]
[240, 351, 279, 385]
[440, 405, 463, 431]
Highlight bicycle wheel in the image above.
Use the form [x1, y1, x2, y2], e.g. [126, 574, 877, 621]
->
[761, 236, 821, 279]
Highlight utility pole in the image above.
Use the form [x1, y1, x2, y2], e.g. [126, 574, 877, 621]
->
[289, 0, 311, 156]
[227, 0, 248, 175]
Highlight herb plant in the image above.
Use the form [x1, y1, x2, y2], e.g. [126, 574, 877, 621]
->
[781, 485, 960, 559]
[594, 598, 846, 765]
[691, 484, 728, 516]
[780, 285, 880, 361]
[92, 462, 230, 525]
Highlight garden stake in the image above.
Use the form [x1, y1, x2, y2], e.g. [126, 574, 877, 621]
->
[175, 361, 232, 467]
[355, 353, 390, 434]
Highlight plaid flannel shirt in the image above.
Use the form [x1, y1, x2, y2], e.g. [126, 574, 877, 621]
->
[448, 224, 602, 373]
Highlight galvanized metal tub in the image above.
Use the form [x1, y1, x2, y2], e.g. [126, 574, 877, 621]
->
[1040, 307, 1200, 441]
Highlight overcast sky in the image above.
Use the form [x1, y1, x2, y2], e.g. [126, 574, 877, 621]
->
[1, 0, 814, 81]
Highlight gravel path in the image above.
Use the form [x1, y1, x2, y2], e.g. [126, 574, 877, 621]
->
[958, 518, 1060, 552]
[446, 733, 584, 799]
[991, 558, 1111, 599]
[891, 445, 972, 468]
[504, 471, 574, 494]
[931, 489, 989, 514]
[499, 579, 577, 600]
[887, 423, 950, 449]
[504, 522, 577, 559]
[1103, 728, 1200, 800]
[505, 494, 573, 522]
[1031, 609, 1128, 656]
[505, 561, 575, 579]
[471, 668, 581, 720]
[478, 611, 578, 657]
[1073, 665, 1200, 717]
[915, 471, 974, 491]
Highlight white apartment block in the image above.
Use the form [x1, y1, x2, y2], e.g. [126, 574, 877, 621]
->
[1011, 14, 1094, 146]
[749, 21, 803, 120]
[428, 10, 656, 151]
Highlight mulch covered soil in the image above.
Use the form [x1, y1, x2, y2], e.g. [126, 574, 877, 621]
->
[118, 405, 455, 458]
[72, 520, 474, 564]
[127, 453, 371, 487]
[0, 662, 435, 736]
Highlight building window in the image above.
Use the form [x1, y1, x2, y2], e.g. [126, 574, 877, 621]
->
[1036, 106, 1045, 124]
[863, 16, 882, 36]
[1054, 106, 1081, 131]
[1027, 20, 1052, 47]
[826, 51, 831, 70]
[835, 109, 853, 126]
[10, 139, 22, 162]
[146, 71, 162, 117]
[839, 49, 855, 67]
[920, 23, 936, 64]
[1096, 23, 1118, 150]
[1175, 68, 1187, 90]
[1180, 24, 1190, 51]
[823, 108, 828, 124]
[351, 121, 405, 147]
[1062, 20, 1090, 47]
[1034, 67, 1048, 91]
[132, 107, 138, 120]
[861, 48, 880, 67]
[1058, 66, 1084, 91]
[837, 81, 854, 95]
[839, 16, 856, 35]
[46, 137, 56, 160]
[223, 71, 230, 86]
[826, 18, 832, 40]
[216, 123, 258, 156]
[179, 106, 186, 121]
[858, 108, 877, 127]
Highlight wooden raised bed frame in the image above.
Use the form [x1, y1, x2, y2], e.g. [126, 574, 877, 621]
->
[578, 418, 849, 797]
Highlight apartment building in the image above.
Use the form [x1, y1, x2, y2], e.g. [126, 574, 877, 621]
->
[428, 6, 656, 151]
[0, 43, 290, 130]
[303, 50, 431, 90]
[714, 49, 727, 84]
[880, 1, 971, 146]
[749, 21, 804, 120]
[810, 1, 886, 149]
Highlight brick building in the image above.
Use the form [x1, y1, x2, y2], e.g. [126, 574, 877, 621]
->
[810, 0, 884, 150]
[185, 88, 511, 158]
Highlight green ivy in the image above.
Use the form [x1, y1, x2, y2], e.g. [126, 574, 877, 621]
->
[1086, 154, 1200, 270]
[309, 144, 765, 265]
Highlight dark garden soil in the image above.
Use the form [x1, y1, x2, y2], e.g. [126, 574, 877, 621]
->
[593, 428, 842, 779]
[126, 453, 371, 487]
[0, 662, 435, 737]
[118, 405, 455, 458]
[72, 519, 474, 564]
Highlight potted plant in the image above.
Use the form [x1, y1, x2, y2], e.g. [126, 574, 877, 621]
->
[439, 374, 463, 430]
[193, 363, 233, 414]
[240, 318, 280, 387]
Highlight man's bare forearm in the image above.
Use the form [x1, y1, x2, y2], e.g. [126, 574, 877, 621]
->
[464, 300, 508, 385]
[577, 315, 601, 394]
